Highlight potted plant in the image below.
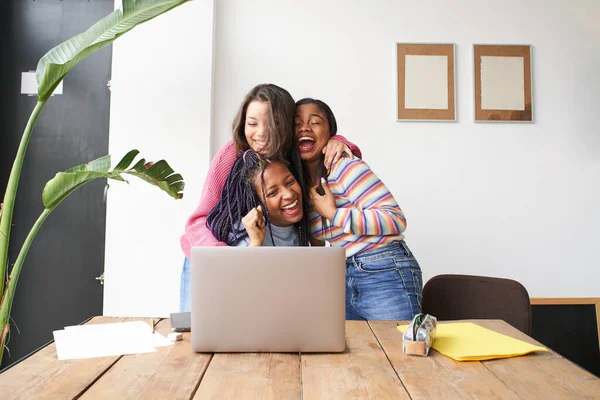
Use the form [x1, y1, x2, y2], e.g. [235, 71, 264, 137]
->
[0, 0, 192, 364]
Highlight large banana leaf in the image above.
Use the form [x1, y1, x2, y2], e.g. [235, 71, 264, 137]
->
[42, 150, 184, 209]
[36, 0, 191, 100]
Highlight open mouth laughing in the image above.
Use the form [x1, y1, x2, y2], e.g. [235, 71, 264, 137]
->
[298, 136, 316, 153]
[280, 199, 301, 216]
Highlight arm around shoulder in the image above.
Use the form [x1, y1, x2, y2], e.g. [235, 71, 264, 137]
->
[332, 134, 362, 159]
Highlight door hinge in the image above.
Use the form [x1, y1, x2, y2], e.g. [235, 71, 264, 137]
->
[95, 273, 105, 285]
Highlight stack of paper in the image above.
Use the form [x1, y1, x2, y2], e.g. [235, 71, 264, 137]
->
[397, 322, 547, 361]
[53, 320, 173, 361]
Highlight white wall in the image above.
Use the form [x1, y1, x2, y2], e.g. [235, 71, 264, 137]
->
[212, 0, 600, 297]
[104, 0, 214, 317]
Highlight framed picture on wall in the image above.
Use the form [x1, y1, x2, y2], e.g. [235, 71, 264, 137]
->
[396, 43, 456, 121]
[474, 44, 533, 122]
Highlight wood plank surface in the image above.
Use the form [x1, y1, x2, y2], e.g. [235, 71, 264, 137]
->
[301, 321, 410, 400]
[80, 319, 211, 399]
[194, 352, 301, 399]
[369, 320, 523, 399]
[3, 317, 599, 399]
[0, 316, 126, 400]
[483, 351, 600, 399]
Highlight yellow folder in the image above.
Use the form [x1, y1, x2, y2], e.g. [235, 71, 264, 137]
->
[397, 322, 548, 361]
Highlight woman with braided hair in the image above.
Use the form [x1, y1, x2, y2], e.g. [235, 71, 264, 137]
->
[179, 84, 362, 311]
[206, 150, 309, 247]
[178, 151, 309, 311]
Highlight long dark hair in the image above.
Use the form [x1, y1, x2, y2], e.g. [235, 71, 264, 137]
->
[232, 83, 296, 161]
[207, 150, 309, 246]
[295, 98, 339, 237]
[231, 84, 311, 244]
[295, 98, 338, 184]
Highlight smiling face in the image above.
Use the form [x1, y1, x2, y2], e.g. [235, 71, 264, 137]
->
[295, 103, 331, 163]
[244, 100, 271, 153]
[253, 162, 303, 227]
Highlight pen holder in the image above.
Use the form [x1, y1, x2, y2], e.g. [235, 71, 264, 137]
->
[402, 313, 437, 356]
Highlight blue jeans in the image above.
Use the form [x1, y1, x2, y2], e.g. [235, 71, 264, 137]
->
[180, 257, 191, 312]
[345, 241, 422, 321]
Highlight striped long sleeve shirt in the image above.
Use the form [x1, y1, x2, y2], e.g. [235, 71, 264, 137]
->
[310, 157, 406, 257]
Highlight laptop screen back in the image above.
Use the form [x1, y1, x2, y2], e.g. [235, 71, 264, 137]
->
[191, 246, 346, 352]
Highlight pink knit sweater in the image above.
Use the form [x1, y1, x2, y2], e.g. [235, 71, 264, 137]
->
[180, 136, 361, 258]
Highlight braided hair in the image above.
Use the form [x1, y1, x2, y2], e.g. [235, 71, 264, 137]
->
[207, 150, 310, 246]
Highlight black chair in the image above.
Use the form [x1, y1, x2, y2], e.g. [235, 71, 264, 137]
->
[421, 274, 532, 335]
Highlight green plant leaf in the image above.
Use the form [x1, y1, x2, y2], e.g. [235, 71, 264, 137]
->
[114, 149, 140, 171]
[64, 155, 112, 173]
[42, 151, 184, 209]
[36, 0, 191, 100]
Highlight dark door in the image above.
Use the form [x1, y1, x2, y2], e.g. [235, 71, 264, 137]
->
[0, 0, 113, 369]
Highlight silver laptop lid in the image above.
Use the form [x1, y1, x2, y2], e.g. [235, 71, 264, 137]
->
[191, 246, 346, 353]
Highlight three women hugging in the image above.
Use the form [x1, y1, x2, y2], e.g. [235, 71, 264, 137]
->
[180, 84, 422, 321]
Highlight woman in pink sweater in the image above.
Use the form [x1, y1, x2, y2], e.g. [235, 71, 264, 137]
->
[179, 84, 361, 311]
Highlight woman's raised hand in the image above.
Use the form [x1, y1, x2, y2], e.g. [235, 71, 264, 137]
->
[242, 205, 266, 246]
[310, 178, 337, 221]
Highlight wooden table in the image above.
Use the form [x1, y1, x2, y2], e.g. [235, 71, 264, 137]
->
[1, 318, 598, 399]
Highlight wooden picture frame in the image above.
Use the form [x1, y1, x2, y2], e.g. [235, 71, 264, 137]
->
[396, 43, 456, 121]
[474, 44, 533, 122]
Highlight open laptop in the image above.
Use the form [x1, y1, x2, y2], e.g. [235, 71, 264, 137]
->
[191, 246, 346, 353]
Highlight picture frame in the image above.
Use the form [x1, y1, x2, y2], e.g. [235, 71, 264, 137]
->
[473, 44, 533, 122]
[396, 43, 456, 121]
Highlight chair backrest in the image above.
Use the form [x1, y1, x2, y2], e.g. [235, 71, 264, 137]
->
[421, 274, 532, 335]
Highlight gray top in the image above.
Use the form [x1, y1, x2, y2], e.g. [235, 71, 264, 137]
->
[231, 222, 299, 247]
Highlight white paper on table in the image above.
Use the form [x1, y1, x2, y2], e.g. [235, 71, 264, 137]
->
[152, 332, 175, 347]
[55, 321, 158, 360]
[64, 320, 151, 334]
[65, 321, 173, 348]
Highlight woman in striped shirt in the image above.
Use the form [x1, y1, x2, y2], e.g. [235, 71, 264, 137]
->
[295, 98, 423, 321]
